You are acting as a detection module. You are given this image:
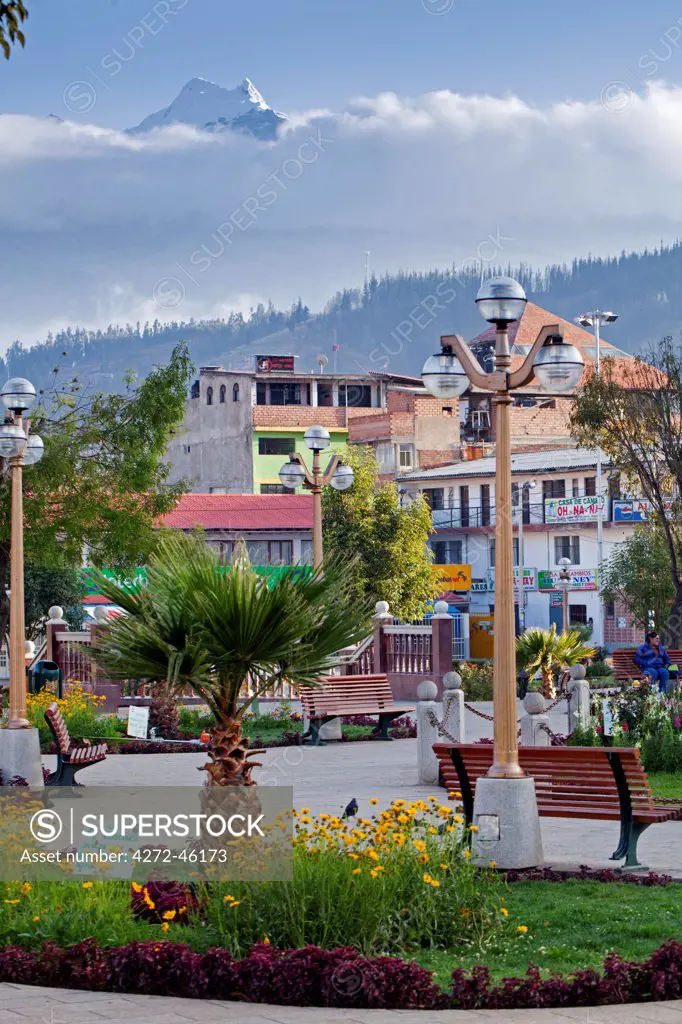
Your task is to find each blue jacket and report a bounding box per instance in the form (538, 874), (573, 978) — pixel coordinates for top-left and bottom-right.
(635, 642), (671, 671)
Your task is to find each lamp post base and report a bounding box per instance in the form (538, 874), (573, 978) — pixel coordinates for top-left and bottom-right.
(0, 727), (43, 786)
(471, 775), (543, 870)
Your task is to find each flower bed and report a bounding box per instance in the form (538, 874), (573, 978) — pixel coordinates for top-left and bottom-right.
(1, 938), (682, 1010)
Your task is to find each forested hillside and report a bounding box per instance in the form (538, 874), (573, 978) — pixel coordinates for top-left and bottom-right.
(5, 243), (682, 392)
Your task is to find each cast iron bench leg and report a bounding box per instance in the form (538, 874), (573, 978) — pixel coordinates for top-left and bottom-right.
(378, 714), (393, 740)
(308, 719), (327, 747)
(622, 822), (650, 871)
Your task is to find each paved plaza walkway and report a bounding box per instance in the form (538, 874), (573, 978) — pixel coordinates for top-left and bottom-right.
(1, 983), (681, 1023)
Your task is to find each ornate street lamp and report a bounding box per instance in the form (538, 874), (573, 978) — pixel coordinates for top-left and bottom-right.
(0, 377), (44, 731)
(421, 276), (584, 869)
(279, 425), (354, 569)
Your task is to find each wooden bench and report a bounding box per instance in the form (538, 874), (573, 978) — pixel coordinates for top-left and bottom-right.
(299, 674), (414, 746)
(612, 648), (682, 683)
(45, 702), (107, 786)
(434, 743), (682, 870)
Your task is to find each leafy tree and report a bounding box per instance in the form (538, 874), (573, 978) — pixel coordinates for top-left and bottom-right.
(321, 445), (439, 621)
(570, 338), (682, 643)
(91, 533), (372, 786)
(600, 525), (674, 632)
(24, 565), (82, 642)
(516, 626), (596, 699)
(0, 342), (194, 643)
(0, 1), (27, 59)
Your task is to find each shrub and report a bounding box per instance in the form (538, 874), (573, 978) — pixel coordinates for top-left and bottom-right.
(586, 661), (614, 679)
(455, 662), (493, 701)
(26, 684), (123, 749)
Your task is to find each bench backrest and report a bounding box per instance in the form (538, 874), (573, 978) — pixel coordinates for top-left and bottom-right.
(434, 743), (656, 823)
(300, 674), (396, 716)
(45, 702), (70, 755)
(612, 648), (682, 680)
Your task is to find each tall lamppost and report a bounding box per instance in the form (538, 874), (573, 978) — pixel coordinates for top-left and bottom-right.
(0, 378), (44, 741)
(279, 426), (354, 569)
(556, 557), (572, 632)
(575, 310), (618, 648)
(421, 277), (584, 868)
(514, 480), (536, 633)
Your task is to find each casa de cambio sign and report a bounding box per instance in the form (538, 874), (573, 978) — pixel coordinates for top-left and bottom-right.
(544, 496), (607, 523)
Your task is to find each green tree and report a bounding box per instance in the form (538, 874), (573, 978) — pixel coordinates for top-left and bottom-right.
(0, 1), (27, 59)
(321, 445), (439, 620)
(570, 338), (682, 643)
(24, 565), (82, 642)
(600, 525), (674, 632)
(0, 343), (194, 641)
(91, 533), (372, 786)
(516, 626), (596, 699)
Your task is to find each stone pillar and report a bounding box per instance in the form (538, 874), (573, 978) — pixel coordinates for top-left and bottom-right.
(416, 679), (440, 784)
(45, 605), (67, 662)
(568, 665), (590, 734)
(441, 670), (465, 743)
(431, 600), (454, 695)
(372, 600), (393, 675)
(519, 691), (551, 747)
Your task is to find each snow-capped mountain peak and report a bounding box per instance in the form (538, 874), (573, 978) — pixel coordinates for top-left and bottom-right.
(128, 76), (287, 140)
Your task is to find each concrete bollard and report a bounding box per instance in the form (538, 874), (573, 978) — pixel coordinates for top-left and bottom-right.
(519, 691), (551, 746)
(416, 679), (440, 784)
(442, 670), (465, 743)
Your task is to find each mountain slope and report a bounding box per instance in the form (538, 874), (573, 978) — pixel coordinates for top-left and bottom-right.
(127, 77), (287, 140)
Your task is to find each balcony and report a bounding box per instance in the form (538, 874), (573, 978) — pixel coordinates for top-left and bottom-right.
(432, 498), (614, 530)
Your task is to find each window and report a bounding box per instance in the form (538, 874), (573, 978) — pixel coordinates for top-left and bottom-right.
(300, 539), (314, 565)
(256, 382), (267, 405)
(572, 478), (580, 498)
(398, 444), (414, 470)
(183, 445), (191, 454)
(233, 383), (240, 402)
(489, 538), (519, 568)
(460, 485), (470, 528)
(569, 604), (588, 625)
(258, 437), (295, 456)
(216, 541), (232, 565)
(191, 380), (200, 399)
(246, 540), (293, 565)
(209, 487), (227, 494)
(423, 488), (444, 511)
(584, 476), (596, 496)
(608, 474), (621, 499)
(206, 386), (213, 406)
(481, 484), (491, 526)
(543, 478), (565, 500)
(270, 382), (302, 406)
(260, 483), (294, 494)
(554, 535), (580, 564)
(432, 540), (463, 564)
(219, 384), (226, 404)
(339, 384), (372, 408)
(605, 601), (616, 619)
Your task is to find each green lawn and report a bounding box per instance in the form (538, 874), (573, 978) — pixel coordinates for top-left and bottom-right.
(648, 772), (682, 800)
(416, 879), (682, 985)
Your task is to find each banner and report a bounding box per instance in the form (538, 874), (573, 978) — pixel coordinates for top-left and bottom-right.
(538, 568), (598, 591)
(433, 564), (472, 591)
(487, 568), (537, 593)
(612, 498), (674, 522)
(544, 496), (607, 523)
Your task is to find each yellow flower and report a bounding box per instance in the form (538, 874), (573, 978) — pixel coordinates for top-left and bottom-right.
(367, 849), (379, 862)
(3, 899), (19, 905)
(369, 798), (378, 805)
(370, 869), (381, 879)
(263, 936), (270, 945)
(21, 883), (31, 894)
(348, 852), (359, 861)
(490, 861), (497, 868)
(224, 894), (235, 901)
(397, 813), (409, 824)
(179, 905), (187, 914)
(430, 878), (441, 888)
(352, 868), (361, 876)
(428, 827), (437, 835)
(440, 863), (449, 871)
(300, 807), (311, 814)
(500, 907), (509, 917)
(463, 850), (471, 859)
(469, 825), (479, 833)
(230, 901), (241, 908)
(418, 853), (429, 864)
(299, 817), (312, 826)
(161, 922), (170, 933)
(413, 840), (426, 853)
(162, 910), (176, 921)
(32, 915), (40, 921)
(131, 882), (143, 893)
(517, 925), (528, 934)
(81, 881), (93, 889)
(423, 873), (433, 884)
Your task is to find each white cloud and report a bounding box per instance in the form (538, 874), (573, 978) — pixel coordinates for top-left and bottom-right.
(2, 80), (682, 344)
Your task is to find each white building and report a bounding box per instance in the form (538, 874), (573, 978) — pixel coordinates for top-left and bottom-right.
(401, 447), (646, 650)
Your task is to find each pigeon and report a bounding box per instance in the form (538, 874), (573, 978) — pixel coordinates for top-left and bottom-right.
(342, 798), (359, 820)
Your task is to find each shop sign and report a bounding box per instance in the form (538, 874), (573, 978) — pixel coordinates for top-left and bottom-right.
(433, 564), (472, 591)
(612, 499), (674, 522)
(538, 568), (598, 591)
(545, 496), (607, 523)
(486, 568), (537, 592)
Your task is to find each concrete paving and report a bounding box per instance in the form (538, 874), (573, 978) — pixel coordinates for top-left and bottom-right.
(0, 984), (681, 1023)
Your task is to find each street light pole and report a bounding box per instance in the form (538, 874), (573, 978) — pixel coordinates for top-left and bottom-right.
(279, 425), (354, 570)
(422, 276), (585, 868)
(9, 413), (28, 728)
(557, 557), (572, 633)
(575, 309), (618, 649)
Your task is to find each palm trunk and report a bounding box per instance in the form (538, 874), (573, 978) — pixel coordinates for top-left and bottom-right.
(149, 682), (180, 738)
(200, 715), (262, 787)
(542, 668), (556, 701)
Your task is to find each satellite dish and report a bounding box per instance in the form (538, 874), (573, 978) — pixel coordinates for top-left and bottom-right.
(317, 353), (329, 372)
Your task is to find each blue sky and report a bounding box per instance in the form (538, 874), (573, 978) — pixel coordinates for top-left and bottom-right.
(5, 0), (682, 126)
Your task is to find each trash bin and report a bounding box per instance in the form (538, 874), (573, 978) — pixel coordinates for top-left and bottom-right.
(29, 660), (62, 697)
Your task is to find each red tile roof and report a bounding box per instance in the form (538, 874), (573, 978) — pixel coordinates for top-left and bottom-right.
(159, 493), (314, 531)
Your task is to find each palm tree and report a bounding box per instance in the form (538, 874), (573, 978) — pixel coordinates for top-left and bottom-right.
(90, 533), (373, 786)
(516, 625), (596, 699)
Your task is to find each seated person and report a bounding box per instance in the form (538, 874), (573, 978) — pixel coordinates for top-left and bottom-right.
(634, 631), (671, 693)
